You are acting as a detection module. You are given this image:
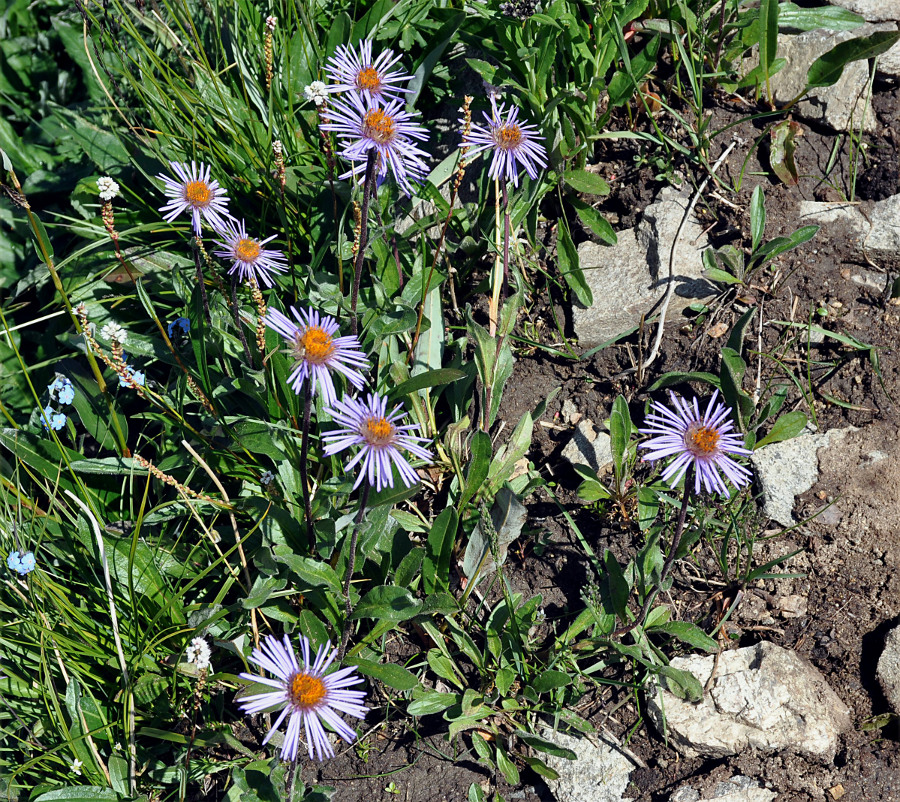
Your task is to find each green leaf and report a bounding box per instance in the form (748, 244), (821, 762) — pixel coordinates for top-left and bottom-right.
(659, 665), (704, 702)
(565, 169), (611, 196)
(603, 549), (630, 623)
(719, 347), (754, 430)
(760, 0), (780, 84)
(806, 30), (900, 89)
(516, 731), (577, 760)
(423, 507), (457, 594)
(345, 657), (419, 691)
(531, 669), (572, 694)
(395, 547), (424, 589)
(352, 585), (422, 621)
(750, 186), (766, 253)
(391, 368), (465, 400)
(755, 410), (808, 448)
(458, 431), (491, 511)
(523, 755), (560, 780)
(576, 479), (611, 502)
(557, 222), (592, 307)
(649, 621), (719, 652)
(752, 226), (819, 268)
(408, 690), (457, 716)
(704, 266), (742, 285)
(726, 307), (757, 354)
(779, 2), (865, 31)
(496, 745), (520, 785)
(271, 548), (342, 595)
(572, 197), (617, 244)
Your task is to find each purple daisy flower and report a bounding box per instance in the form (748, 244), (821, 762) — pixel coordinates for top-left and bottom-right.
(325, 39), (412, 103)
(265, 307), (368, 404)
(322, 392), (433, 492)
(321, 93), (430, 195)
(237, 634), (368, 762)
(462, 95), (547, 187)
(212, 219), (288, 288)
(157, 160), (232, 236)
(639, 390), (753, 496)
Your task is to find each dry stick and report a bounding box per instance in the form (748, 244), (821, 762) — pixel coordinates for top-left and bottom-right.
(612, 465), (694, 638)
(350, 151), (378, 337)
(299, 381), (315, 551)
(502, 180), (511, 294)
(339, 481), (371, 659)
(230, 276), (254, 366)
(641, 141), (736, 372)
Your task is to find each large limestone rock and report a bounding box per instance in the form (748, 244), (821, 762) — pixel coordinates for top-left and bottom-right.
(827, 0), (900, 22)
(647, 642), (851, 759)
(572, 187), (716, 348)
(877, 626), (900, 712)
(797, 193), (900, 261)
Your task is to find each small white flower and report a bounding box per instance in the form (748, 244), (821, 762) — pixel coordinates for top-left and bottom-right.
(273, 139), (283, 157)
(97, 176), (120, 201)
(265, 15), (277, 31)
(304, 81), (329, 106)
(260, 470), (275, 486)
(100, 322), (128, 344)
(186, 636), (212, 671)
(70, 758), (83, 775)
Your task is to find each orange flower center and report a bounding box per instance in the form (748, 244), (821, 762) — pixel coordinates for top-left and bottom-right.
(235, 237), (261, 262)
(184, 180), (212, 208)
(362, 109), (396, 145)
(296, 326), (335, 364)
(685, 424), (720, 456)
(496, 124), (523, 151)
(356, 66), (382, 92)
(363, 416), (395, 446)
(289, 672), (327, 709)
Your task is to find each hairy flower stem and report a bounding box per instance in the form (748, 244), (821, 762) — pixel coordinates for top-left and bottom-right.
(502, 180), (510, 293)
(300, 381), (315, 551)
(192, 237), (212, 325)
(350, 150), (377, 337)
(230, 277), (254, 366)
(612, 465), (695, 638)
(339, 481), (370, 659)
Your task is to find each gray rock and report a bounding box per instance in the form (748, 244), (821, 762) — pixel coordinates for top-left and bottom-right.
(752, 25), (897, 131)
(827, 0), (900, 22)
(647, 642), (851, 759)
(572, 187), (717, 348)
(877, 626), (900, 712)
(865, 193), (900, 255)
(561, 419), (614, 474)
(751, 427), (852, 526)
(798, 196), (900, 261)
(540, 726), (637, 802)
(670, 776), (777, 802)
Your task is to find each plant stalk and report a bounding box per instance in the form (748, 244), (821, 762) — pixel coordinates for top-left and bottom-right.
(300, 381), (314, 551)
(339, 481), (370, 658)
(350, 150), (377, 337)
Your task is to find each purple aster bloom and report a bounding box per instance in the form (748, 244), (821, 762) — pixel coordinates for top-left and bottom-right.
(321, 93), (430, 195)
(325, 39), (412, 103)
(212, 219), (288, 288)
(237, 634), (368, 762)
(157, 160), (233, 236)
(462, 95), (547, 187)
(322, 392), (433, 492)
(639, 390), (753, 496)
(265, 307), (368, 405)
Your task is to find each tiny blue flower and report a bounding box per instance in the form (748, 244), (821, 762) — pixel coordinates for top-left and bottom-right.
(7, 550), (36, 576)
(48, 376), (75, 405)
(41, 405), (67, 431)
(168, 317), (191, 338)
